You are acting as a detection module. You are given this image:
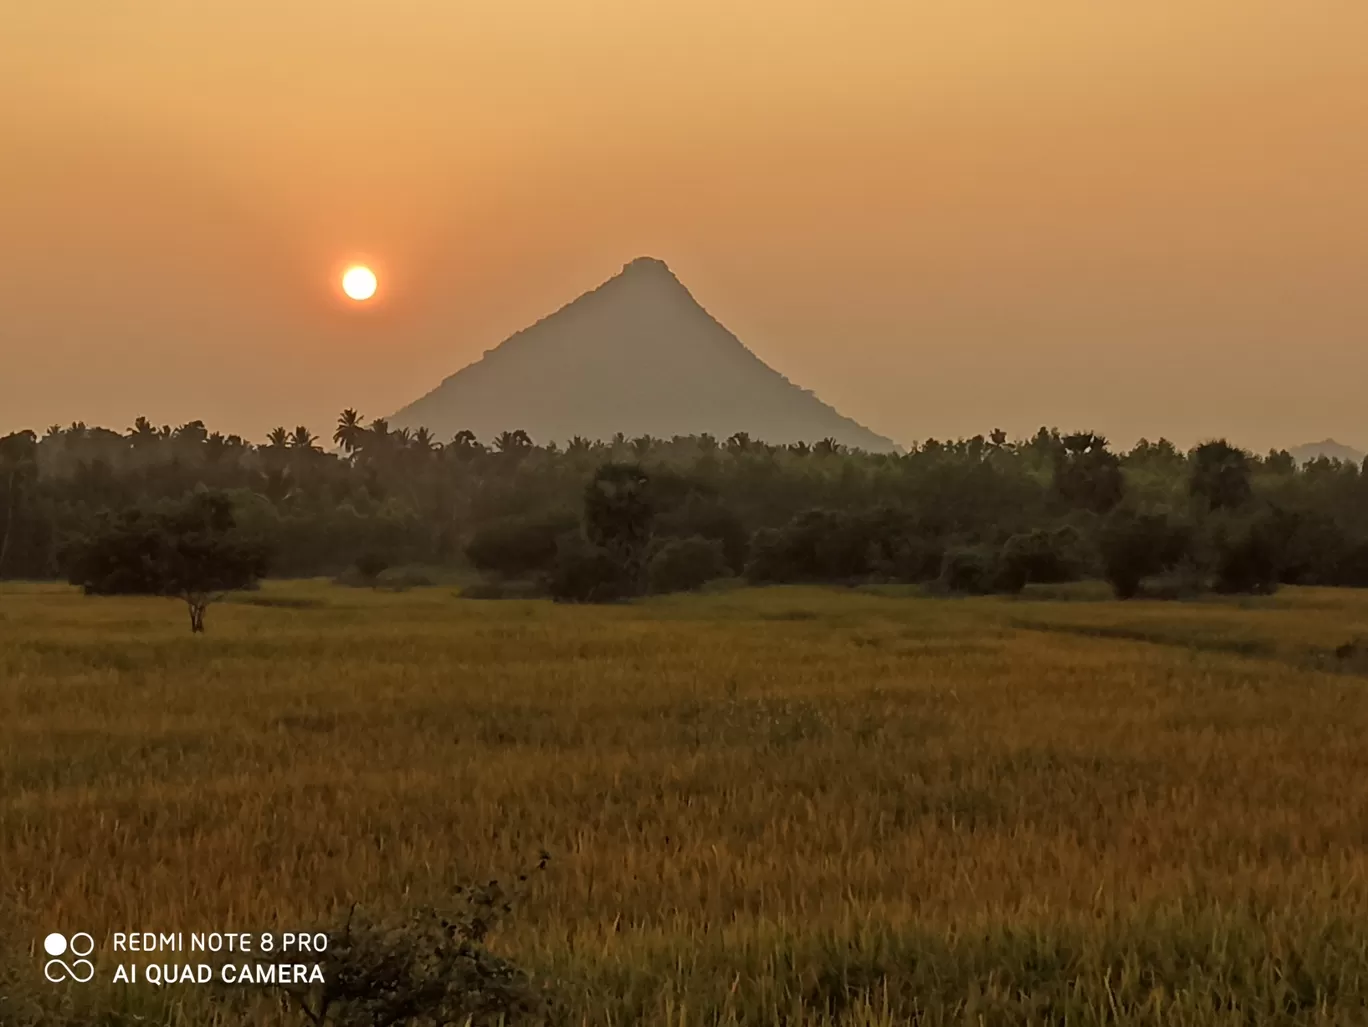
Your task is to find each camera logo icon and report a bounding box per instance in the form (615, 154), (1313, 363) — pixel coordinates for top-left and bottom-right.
(43, 932), (95, 983)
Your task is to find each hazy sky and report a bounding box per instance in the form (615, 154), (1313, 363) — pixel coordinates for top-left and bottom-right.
(3, 1), (1366, 451)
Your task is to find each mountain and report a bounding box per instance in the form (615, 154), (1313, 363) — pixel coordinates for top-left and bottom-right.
(389, 257), (899, 452)
(1287, 439), (1365, 465)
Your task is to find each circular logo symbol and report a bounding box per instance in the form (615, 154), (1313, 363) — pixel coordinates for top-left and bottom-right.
(43, 932), (95, 984)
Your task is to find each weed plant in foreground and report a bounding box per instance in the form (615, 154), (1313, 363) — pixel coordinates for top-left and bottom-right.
(3, 581), (1368, 1024)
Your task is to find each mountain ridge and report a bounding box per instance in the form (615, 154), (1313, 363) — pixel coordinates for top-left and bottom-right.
(1287, 439), (1364, 466)
(389, 258), (899, 452)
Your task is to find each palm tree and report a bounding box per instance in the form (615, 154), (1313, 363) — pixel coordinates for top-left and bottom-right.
(205, 432), (228, 463)
(494, 429), (533, 456)
(333, 409), (365, 454)
(288, 426), (318, 451)
(726, 432), (752, 454)
(449, 430), (482, 461)
(128, 417), (159, 448)
(411, 427), (437, 453)
(266, 427), (290, 450)
(173, 420), (209, 447)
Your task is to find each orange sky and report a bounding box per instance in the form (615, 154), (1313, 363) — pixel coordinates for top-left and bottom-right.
(3, 1), (1366, 451)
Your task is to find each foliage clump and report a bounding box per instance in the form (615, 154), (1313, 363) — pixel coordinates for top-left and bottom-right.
(1099, 510), (1193, 599)
(64, 490), (268, 631)
(272, 869), (556, 1027)
(647, 535), (729, 594)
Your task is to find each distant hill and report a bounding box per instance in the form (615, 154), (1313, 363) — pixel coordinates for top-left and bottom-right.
(389, 257), (899, 453)
(1287, 439), (1365, 465)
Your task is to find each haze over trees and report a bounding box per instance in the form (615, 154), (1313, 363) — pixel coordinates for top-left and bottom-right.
(2, 415), (1367, 609)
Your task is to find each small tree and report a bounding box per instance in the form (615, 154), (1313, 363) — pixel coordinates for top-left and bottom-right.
(1052, 432), (1125, 514)
(1190, 440), (1253, 512)
(354, 551), (390, 587)
(583, 463), (655, 593)
(67, 491), (268, 632)
(1099, 509), (1191, 599)
(1209, 511), (1284, 595)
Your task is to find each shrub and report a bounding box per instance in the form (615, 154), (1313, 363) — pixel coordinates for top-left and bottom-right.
(938, 546), (1003, 595)
(655, 496), (748, 572)
(465, 512), (577, 578)
(1000, 526), (1087, 585)
(1209, 513), (1284, 595)
(1099, 510), (1192, 599)
(1332, 541), (1368, 588)
(269, 862), (555, 1027)
(743, 507), (939, 585)
(883, 535), (945, 584)
(544, 538), (630, 603)
(647, 536), (728, 594)
(354, 551), (389, 585)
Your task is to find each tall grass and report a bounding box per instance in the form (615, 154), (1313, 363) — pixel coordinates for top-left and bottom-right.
(3, 582), (1368, 1024)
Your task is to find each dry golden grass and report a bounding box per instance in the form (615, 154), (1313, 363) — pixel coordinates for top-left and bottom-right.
(4, 581), (1368, 1025)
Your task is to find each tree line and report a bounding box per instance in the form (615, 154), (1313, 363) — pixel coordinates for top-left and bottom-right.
(2, 414), (1367, 621)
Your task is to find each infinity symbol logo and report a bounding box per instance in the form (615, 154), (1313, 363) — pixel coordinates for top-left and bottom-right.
(43, 932), (95, 984)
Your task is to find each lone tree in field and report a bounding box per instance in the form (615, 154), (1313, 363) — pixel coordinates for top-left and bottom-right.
(67, 491), (268, 632)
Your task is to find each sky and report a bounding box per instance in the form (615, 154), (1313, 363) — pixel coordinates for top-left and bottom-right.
(2, 1), (1366, 452)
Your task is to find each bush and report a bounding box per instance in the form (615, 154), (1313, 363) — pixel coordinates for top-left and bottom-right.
(354, 551), (389, 585)
(1099, 509), (1192, 599)
(938, 546), (1004, 595)
(1209, 513), (1284, 595)
(544, 538), (630, 603)
(655, 496), (748, 572)
(743, 507), (940, 585)
(999, 526), (1087, 585)
(1332, 541), (1368, 587)
(465, 512), (577, 578)
(647, 536), (728, 594)
(269, 860), (555, 1027)
(883, 535), (945, 584)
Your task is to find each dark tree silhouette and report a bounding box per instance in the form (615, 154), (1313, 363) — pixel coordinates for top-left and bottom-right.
(1190, 440), (1254, 512)
(66, 491), (269, 632)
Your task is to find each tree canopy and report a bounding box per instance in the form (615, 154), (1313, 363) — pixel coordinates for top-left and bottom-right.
(2, 417), (1365, 603)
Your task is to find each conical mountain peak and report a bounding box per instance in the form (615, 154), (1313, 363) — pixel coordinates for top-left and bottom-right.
(620, 255), (675, 276)
(390, 260), (898, 452)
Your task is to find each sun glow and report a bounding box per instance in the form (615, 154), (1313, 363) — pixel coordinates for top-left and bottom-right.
(341, 265), (377, 301)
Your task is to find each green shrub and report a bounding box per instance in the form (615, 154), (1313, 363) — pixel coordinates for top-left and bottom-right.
(354, 551), (389, 585)
(647, 536), (728, 594)
(1099, 510), (1192, 599)
(655, 496), (748, 572)
(465, 512), (577, 578)
(938, 546), (1004, 595)
(743, 507), (940, 585)
(544, 538), (630, 603)
(1000, 526), (1087, 585)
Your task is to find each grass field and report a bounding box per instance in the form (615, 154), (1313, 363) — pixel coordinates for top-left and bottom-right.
(4, 581), (1368, 1025)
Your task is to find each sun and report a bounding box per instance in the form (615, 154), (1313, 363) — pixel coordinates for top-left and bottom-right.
(342, 265), (377, 301)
